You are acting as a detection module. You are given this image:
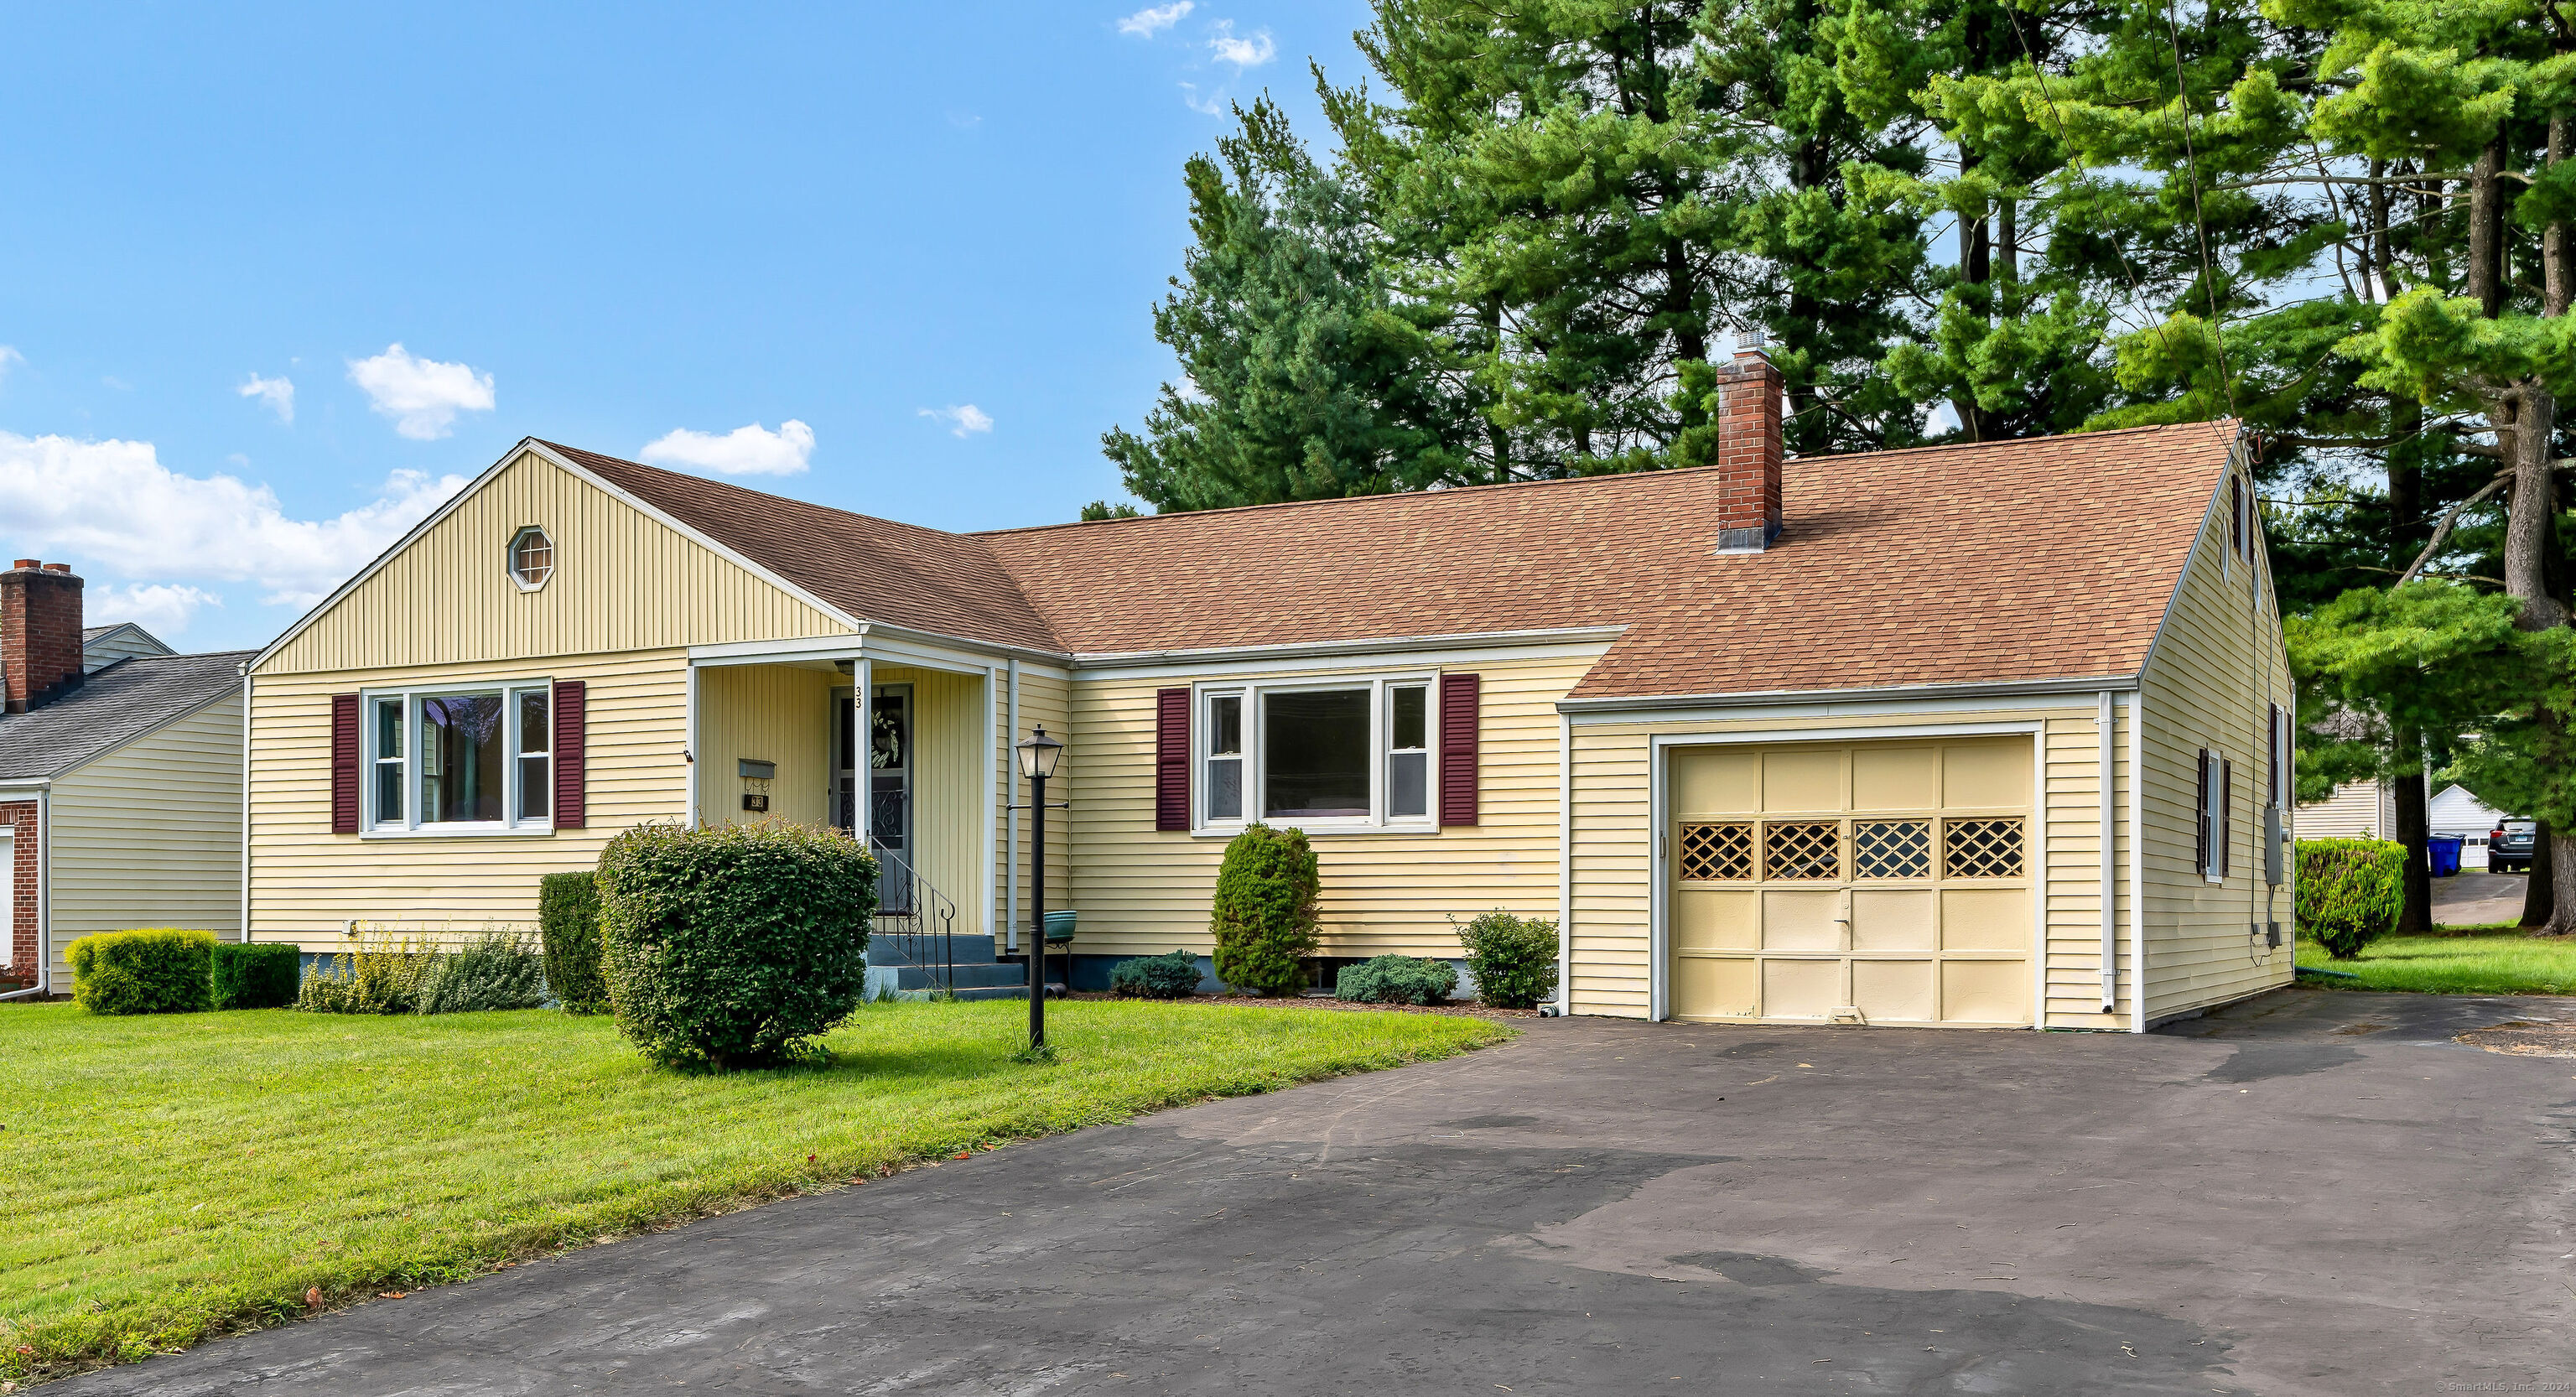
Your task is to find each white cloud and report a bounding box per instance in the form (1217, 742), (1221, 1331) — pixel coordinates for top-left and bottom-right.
(1178, 81), (1225, 114)
(89, 583), (221, 636)
(1118, 1), (1192, 35)
(238, 372), (295, 423)
(0, 432), (468, 608)
(637, 419), (817, 477)
(1208, 20), (1274, 67)
(918, 404), (994, 438)
(346, 343), (496, 440)
(0, 347), (23, 381)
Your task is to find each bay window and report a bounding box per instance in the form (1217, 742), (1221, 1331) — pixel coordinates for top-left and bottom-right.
(1197, 675), (1436, 831)
(364, 682), (555, 834)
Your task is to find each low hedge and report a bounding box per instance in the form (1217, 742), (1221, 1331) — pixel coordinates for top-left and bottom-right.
(66, 928), (216, 1015)
(2297, 838), (2406, 960)
(1110, 950), (1202, 1000)
(596, 822), (877, 1069)
(210, 942), (301, 1010)
(1453, 911), (1558, 1009)
(538, 871), (610, 1015)
(1336, 954), (1458, 1006)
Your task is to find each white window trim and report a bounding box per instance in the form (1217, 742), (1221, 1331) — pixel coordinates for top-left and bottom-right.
(361, 680), (557, 839)
(507, 526), (555, 594)
(1192, 671), (1439, 836)
(2200, 746), (2228, 883)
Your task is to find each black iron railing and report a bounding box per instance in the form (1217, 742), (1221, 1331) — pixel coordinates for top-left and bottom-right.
(868, 838), (958, 997)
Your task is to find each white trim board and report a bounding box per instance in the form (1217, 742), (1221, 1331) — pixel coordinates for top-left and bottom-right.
(1071, 626), (1626, 672)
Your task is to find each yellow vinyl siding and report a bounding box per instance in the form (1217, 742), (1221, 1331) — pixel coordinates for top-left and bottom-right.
(1062, 652), (1597, 961)
(247, 651), (688, 948)
(2138, 484), (2297, 1023)
(697, 664), (835, 829)
(2038, 704), (2132, 1031)
(47, 692), (244, 981)
(1005, 666), (1074, 942)
(258, 448), (853, 677)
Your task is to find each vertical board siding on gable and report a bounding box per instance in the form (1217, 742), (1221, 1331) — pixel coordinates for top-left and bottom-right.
(257, 449), (854, 677)
(46, 692), (246, 983)
(1566, 705), (2124, 1026)
(247, 650), (688, 947)
(1064, 652), (1600, 962)
(2139, 510), (2297, 1022)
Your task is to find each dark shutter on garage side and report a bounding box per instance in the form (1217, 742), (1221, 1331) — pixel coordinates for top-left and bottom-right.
(2219, 757), (2233, 879)
(1439, 673), (1480, 827)
(1155, 687), (1190, 831)
(553, 679), (587, 829)
(330, 693), (361, 834)
(2194, 747), (2210, 875)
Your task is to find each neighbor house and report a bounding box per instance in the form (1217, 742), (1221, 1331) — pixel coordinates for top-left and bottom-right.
(242, 348), (2295, 1030)
(2296, 778), (2512, 869)
(1, 562), (253, 995)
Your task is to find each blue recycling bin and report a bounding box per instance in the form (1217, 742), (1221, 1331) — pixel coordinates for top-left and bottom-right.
(2428, 836), (2463, 878)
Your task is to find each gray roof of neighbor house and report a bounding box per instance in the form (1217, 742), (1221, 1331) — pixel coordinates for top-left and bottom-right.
(545, 423), (2242, 702)
(0, 650), (253, 781)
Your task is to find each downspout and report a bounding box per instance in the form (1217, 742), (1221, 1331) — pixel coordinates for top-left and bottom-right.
(1552, 712), (1571, 1016)
(1005, 658), (1020, 956)
(240, 663), (253, 945)
(2127, 691), (2146, 1032)
(2099, 689), (2116, 1014)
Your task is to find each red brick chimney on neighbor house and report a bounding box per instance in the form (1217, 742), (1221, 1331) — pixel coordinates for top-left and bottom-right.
(3, 559), (85, 713)
(1715, 338), (1784, 553)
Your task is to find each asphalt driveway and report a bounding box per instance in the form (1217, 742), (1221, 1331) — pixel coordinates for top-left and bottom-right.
(62, 989), (2576, 1396)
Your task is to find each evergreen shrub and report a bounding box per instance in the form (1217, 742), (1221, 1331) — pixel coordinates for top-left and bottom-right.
(596, 822), (877, 1068)
(1335, 954), (1458, 1005)
(538, 870), (610, 1014)
(1452, 910), (1558, 1009)
(65, 927), (216, 1015)
(1109, 949), (1202, 999)
(2297, 838), (2406, 960)
(1210, 823), (1318, 995)
(210, 942), (301, 1010)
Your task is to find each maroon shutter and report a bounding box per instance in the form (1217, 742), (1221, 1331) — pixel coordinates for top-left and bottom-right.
(553, 679), (587, 829)
(330, 693), (361, 834)
(1439, 673), (1480, 827)
(2220, 758), (2234, 879)
(2194, 749), (2210, 875)
(1155, 687), (1190, 832)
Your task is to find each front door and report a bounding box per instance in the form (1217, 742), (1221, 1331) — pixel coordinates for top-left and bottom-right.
(1665, 738), (2033, 1026)
(835, 684), (914, 911)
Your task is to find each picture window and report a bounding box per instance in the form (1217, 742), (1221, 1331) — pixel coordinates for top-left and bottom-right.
(365, 683), (554, 834)
(1196, 675), (1436, 831)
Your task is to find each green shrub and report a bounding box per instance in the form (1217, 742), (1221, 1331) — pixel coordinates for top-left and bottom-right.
(596, 822), (877, 1068)
(2298, 838), (2407, 960)
(297, 930), (438, 1015)
(1109, 949), (1202, 999)
(66, 928), (216, 1015)
(1453, 910), (1558, 1009)
(416, 927), (549, 1014)
(1210, 823), (1319, 995)
(1335, 954), (1458, 1005)
(538, 870), (610, 1014)
(210, 942), (301, 1010)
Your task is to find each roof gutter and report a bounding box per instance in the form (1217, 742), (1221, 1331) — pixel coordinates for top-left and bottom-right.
(1073, 626), (1628, 672)
(1555, 672), (2143, 715)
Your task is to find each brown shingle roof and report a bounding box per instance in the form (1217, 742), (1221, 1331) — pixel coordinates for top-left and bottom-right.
(546, 423), (2236, 703)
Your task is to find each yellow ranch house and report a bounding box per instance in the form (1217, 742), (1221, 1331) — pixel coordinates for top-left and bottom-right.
(243, 348), (2295, 1030)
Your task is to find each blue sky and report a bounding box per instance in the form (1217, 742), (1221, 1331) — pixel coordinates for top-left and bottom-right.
(0, 2), (1376, 651)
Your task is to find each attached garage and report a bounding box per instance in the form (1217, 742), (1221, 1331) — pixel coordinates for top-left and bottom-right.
(1665, 736), (2037, 1027)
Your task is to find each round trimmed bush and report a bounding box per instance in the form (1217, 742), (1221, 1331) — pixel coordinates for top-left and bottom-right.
(67, 928), (216, 1015)
(1453, 910), (1558, 1009)
(1335, 954), (1458, 1005)
(210, 941), (302, 1010)
(2297, 838), (2405, 960)
(1110, 949), (1202, 999)
(1210, 823), (1319, 995)
(596, 822), (878, 1068)
(538, 870), (610, 1015)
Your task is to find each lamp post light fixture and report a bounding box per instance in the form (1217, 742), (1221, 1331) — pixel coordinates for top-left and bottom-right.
(1015, 725), (1066, 1051)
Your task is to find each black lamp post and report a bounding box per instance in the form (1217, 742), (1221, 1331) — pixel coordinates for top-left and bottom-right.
(1015, 725), (1065, 1050)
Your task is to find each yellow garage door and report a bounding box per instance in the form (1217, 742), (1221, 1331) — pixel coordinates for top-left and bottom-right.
(1667, 738), (2033, 1027)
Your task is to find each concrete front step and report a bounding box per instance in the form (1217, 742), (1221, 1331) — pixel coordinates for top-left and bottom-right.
(868, 931), (999, 967)
(886, 961), (1028, 992)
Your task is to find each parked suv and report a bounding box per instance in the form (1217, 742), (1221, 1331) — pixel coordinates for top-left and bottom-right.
(2490, 820), (2540, 874)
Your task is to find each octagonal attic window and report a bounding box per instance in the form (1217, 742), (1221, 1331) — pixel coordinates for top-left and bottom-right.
(509, 527), (555, 591)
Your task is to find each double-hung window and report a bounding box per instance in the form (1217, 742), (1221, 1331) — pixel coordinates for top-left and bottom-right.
(1197, 674), (1435, 832)
(365, 682), (555, 834)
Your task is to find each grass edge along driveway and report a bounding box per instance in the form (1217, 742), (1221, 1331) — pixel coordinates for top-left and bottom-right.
(0, 998), (1506, 1384)
(2296, 929), (2576, 995)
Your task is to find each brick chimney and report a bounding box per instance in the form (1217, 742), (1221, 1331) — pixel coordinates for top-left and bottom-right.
(1714, 339), (1784, 553)
(3, 559), (85, 713)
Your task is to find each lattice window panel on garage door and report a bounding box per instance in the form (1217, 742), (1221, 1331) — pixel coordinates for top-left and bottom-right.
(1944, 818), (2026, 879)
(1677, 822), (1753, 881)
(1852, 819), (1932, 880)
(1763, 821), (1842, 880)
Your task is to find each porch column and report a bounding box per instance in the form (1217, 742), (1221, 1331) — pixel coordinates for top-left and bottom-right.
(853, 654), (871, 848)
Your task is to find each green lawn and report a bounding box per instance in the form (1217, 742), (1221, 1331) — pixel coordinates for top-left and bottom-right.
(2297, 931), (2576, 995)
(0, 998), (1504, 1380)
